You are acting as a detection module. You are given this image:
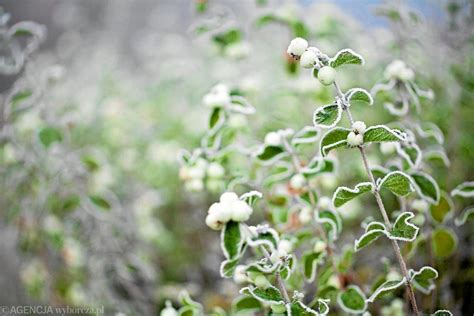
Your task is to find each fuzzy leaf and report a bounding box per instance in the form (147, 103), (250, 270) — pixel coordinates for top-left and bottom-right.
(354, 222), (387, 251)
(39, 127), (63, 148)
(288, 300), (320, 316)
(240, 285), (283, 304)
(363, 125), (405, 143)
(345, 88), (373, 105)
(301, 251), (325, 282)
(221, 221), (243, 260)
(301, 157), (336, 176)
(455, 207), (474, 226)
(313, 103), (342, 129)
(337, 285), (367, 313)
(397, 143), (422, 168)
(432, 228), (457, 258)
(317, 209), (342, 241)
(247, 227), (279, 252)
(209, 107), (225, 132)
(333, 182), (373, 207)
(451, 181), (474, 198)
(411, 172), (440, 204)
(433, 310), (453, 316)
(378, 171), (414, 197)
(220, 258), (239, 278)
(291, 126), (319, 146)
(320, 127), (351, 156)
(415, 122), (444, 144)
(330, 49), (364, 68)
(232, 296), (262, 314)
(410, 266), (438, 294)
(389, 212), (419, 241)
(89, 195), (111, 210)
(256, 145), (286, 162)
(367, 278), (406, 303)
(430, 192), (454, 223)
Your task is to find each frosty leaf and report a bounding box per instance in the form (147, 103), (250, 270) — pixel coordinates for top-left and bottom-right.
(389, 212), (419, 242)
(209, 107), (225, 133)
(454, 207), (474, 226)
(287, 300), (320, 316)
(451, 181), (474, 198)
(363, 125), (406, 143)
(409, 266), (438, 294)
(415, 122), (444, 144)
(320, 127), (351, 156)
(178, 306), (199, 316)
(247, 227), (279, 252)
(301, 157), (336, 176)
(396, 142), (422, 168)
(425, 150), (450, 167)
(256, 145), (287, 163)
(317, 209), (342, 241)
(220, 258), (239, 278)
(38, 127), (63, 148)
(345, 88), (373, 105)
(378, 171), (414, 197)
(354, 222), (387, 251)
(337, 246), (354, 273)
(313, 103), (342, 129)
(429, 192), (454, 223)
(366, 278), (406, 303)
(291, 126), (319, 145)
(313, 299), (330, 315)
(89, 195), (111, 210)
(432, 228), (457, 258)
(384, 100), (409, 116)
(240, 285), (283, 304)
(179, 290), (203, 310)
(410, 172), (440, 203)
(245, 260), (280, 275)
(232, 296), (262, 314)
(279, 255), (295, 280)
(337, 285), (367, 313)
(333, 182), (374, 207)
(301, 251), (325, 282)
(230, 95), (256, 115)
(433, 310), (453, 316)
(240, 190), (263, 207)
(409, 81), (434, 99)
(329, 49), (364, 68)
(221, 221), (244, 260)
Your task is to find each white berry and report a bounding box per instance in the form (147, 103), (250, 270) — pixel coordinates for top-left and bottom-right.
(300, 50), (317, 68)
(380, 142), (397, 155)
(290, 174), (306, 190)
(188, 166), (205, 179)
(317, 196), (332, 210)
(220, 192), (239, 204)
(254, 275), (269, 289)
(203, 91), (231, 108)
(278, 239), (293, 253)
(347, 131), (363, 147)
(230, 200), (252, 222)
(185, 178), (204, 192)
(264, 131), (282, 146)
(287, 37), (308, 57)
(205, 213), (223, 230)
(352, 121), (367, 134)
(207, 162), (225, 178)
(298, 207), (313, 224)
(317, 66), (337, 85)
(412, 199), (429, 213)
(313, 240), (327, 253)
(208, 202), (232, 223)
(399, 67), (415, 81)
(233, 265), (249, 284)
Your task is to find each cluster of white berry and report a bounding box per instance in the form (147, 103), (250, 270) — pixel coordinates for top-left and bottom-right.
(287, 37), (336, 86)
(179, 159), (225, 192)
(205, 192), (253, 230)
(263, 128), (294, 146)
(346, 121), (367, 147)
(384, 59), (415, 82)
(203, 83), (232, 108)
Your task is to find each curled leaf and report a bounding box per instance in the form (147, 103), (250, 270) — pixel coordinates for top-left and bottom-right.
(330, 49), (364, 68)
(320, 127), (351, 156)
(333, 182), (374, 208)
(313, 103), (342, 129)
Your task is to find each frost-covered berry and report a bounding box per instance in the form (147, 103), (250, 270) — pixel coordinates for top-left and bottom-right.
(327, 274), (341, 289)
(317, 196), (332, 210)
(207, 162), (225, 178)
(412, 199), (429, 213)
(386, 270), (402, 281)
(352, 121), (366, 134)
(347, 131), (363, 147)
(254, 275), (270, 289)
(220, 192), (239, 204)
(188, 166), (206, 179)
(228, 114), (247, 129)
(300, 50), (317, 68)
(208, 202), (232, 223)
(287, 37), (308, 57)
(160, 301), (178, 316)
(211, 83), (230, 95)
(233, 265), (249, 284)
(413, 213), (425, 226)
(313, 240), (327, 253)
(185, 178), (204, 192)
(179, 166), (190, 180)
(264, 131), (282, 146)
(384, 60), (406, 80)
(230, 200), (253, 222)
(206, 179), (224, 192)
(299, 207), (313, 224)
(317, 66), (337, 85)
(205, 213), (223, 230)
(290, 174), (306, 190)
(399, 67), (415, 81)
(270, 249), (286, 263)
(270, 303), (287, 314)
(278, 239), (293, 253)
(380, 142), (397, 155)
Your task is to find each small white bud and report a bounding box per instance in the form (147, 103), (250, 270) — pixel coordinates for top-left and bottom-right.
(254, 275), (269, 289)
(313, 240), (327, 253)
(412, 199), (429, 213)
(278, 239), (293, 253)
(211, 83), (230, 95)
(205, 213), (223, 230)
(203, 91), (231, 108)
(270, 303), (287, 314)
(399, 67), (415, 81)
(300, 50), (317, 68)
(185, 178), (204, 192)
(287, 37), (308, 57)
(264, 132), (282, 146)
(412, 213), (425, 226)
(230, 200), (253, 222)
(327, 274), (341, 289)
(160, 301), (178, 316)
(384, 60), (406, 80)
(386, 270), (402, 281)
(298, 207), (313, 224)
(270, 249), (286, 264)
(317, 196), (332, 210)
(207, 162), (225, 178)
(220, 192), (239, 204)
(233, 265), (249, 284)
(352, 121), (367, 134)
(380, 142), (397, 155)
(208, 202), (232, 223)
(290, 174), (306, 190)
(346, 131), (363, 147)
(317, 66), (337, 85)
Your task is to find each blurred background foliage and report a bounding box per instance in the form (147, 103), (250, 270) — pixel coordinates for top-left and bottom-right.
(0, 0), (472, 315)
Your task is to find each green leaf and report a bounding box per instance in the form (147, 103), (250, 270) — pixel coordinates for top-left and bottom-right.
(301, 157), (336, 176)
(363, 125), (405, 143)
(279, 255), (295, 280)
(367, 278), (406, 303)
(301, 251), (325, 282)
(415, 122), (444, 144)
(451, 181), (474, 198)
(411, 172), (440, 203)
(433, 310), (453, 316)
(329, 49), (364, 68)
(221, 221), (244, 260)
(378, 171), (414, 197)
(397, 143), (422, 168)
(245, 260), (280, 275)
(220, 258), (239, 278)
(209, 107), (225, 131)
(337, 285), (367, 313)
(319, 127), (351, 156)
(430, 192), (454, 223)
(240, 285), (283, 304)
(247, 227), (279, 252)
(312, 103), (342, 128)
(410, 266), (438, 294)
(10, 89), (33, 107)
(232, 296), (262, 314)
(432, 228), (457, 258)
(38, 127), (63, 148)
(179, 290), (203, 310)
(345, 88), (373, 105)
(291, 126), (319, 146)
(213, 28), (242, 47)
(337, 246), (354, 273)
(354, 222), (387, 251)
(288, 300), (320, 315)
(256, 145), (286, 162)
(89, 195), (111, 210)
(389, 212), (419, 242)
(333, 182), (373, 207)
(178, 306), (199, 316)
(316, 209), (342, 241)
(455, 207), (474, 226)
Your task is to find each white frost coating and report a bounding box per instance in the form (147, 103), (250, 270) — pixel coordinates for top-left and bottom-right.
(396, 142), (422, 168)
(364, 124), (407, 142)
(319, 127), (352, 156)
(332, 182), (374, 208)
(345, 88), (374, 105)
(370, 79), (396, 96)
(330, 48), (365, 66)
(352, 121), (367, 134)
(229, 95), (256, 115)
(377, 170), (414, 194)
(384, 99), (409, 116)
(301, 157), (337, 175)
(337, 285), (367, 314)
(291, 126), (320, 145)
(287, 37), (308, 56)
(246, 226), (280, 253)
(451, 181), (474, 198)
(455, 207), (474, 226)
(239, 285), (284, 303)
(366, 278), (406, 303)
(313, 103), (342, 129)
(388, 212), (419, 242)
(300, 50), (317, 68)
(347, 131), (363, 146)
(354, 229), (388, 252)
(264, 131), (282, 146)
